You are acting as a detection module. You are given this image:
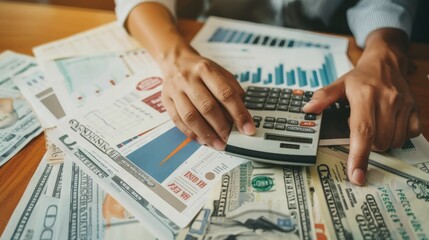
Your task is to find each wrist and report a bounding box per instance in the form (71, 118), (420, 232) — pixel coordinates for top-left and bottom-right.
(153, 39), (197, 71)
(358, 29), (409, 74)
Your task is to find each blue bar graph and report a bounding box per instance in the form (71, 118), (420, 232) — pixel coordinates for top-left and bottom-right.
(287, 70), (296, 86)
(264, 73), (273, 84)
(251, 67), (262, 83)
(297, 67), (307, 87)
(244, 34), (253, 44)
(235, 32), (245, 43)
(319, 65), (329, 86)
(325, 54), (337, 85)
(235, 53), (337, 89)
(226, 30), (237, 43)
(311, 70), (320, 88)
(208, 27), (330, 49)
(274, 64), (284, 85)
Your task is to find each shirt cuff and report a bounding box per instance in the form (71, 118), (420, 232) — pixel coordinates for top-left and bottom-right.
(115, 0), (176, 27)
(347, 0), (417, 48)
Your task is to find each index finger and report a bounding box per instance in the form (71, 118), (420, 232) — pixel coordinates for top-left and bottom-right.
(347, 91), (376, 186)
(200, 64), (256, 136)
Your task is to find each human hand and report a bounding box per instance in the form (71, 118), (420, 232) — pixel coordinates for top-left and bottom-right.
(159, 48), (256, 150)
(303, 43), (421, 186)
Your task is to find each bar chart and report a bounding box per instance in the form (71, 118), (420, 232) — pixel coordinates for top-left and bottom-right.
(233, 53), (337, 89)
(208, 27), (330, 49)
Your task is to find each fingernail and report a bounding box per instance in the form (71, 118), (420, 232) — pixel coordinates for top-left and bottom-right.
(242, 122), (256, 135)
(352, 168), (365, 186)
(213, 139), (225, 151)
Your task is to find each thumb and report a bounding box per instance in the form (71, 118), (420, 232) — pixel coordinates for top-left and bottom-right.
(303, 80), (345, 114)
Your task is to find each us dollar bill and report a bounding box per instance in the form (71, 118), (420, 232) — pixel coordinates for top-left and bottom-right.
(305, 168), (330, 240)
(49, 128), (180, 240)
(57, 158), (157, 240)
(178, 162), (316, 240)
(1, 154), (64, 240)
(389, 135), (429, 175)
(0, 51), (43, 167)
(310, 147), (429, 240)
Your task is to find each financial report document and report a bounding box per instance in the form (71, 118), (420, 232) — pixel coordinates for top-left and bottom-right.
(192, 17), (349, 52)
(43, 49), (159, 114)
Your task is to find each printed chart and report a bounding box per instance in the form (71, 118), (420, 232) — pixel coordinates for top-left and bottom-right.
(192, 17), (348, 52)
(127, 127), (200, 183)
(208, 27), (330, 49)
(233, 53), (337, 88)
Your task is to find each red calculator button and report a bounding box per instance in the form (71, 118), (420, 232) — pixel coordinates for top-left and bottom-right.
(293, 89), (304, 96)
(300, 121), (316, 127)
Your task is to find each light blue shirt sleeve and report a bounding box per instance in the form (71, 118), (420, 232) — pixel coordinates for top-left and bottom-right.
(347, 0), (417, 48)
(114, 0), (176, 26)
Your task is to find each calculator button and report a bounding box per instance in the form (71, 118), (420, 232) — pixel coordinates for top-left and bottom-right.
(248, 86), (269, 92)
(280, 93), (291, 99)
(292, 95), (303, 101)
(277, 105), (289, 111)
(303, 97), (311, 102)
(289, 106), (301, 113)
(246, 91), (268, 97)
(300, 121), (316, 127)
(279, 99), (290, 105)
(282, 88), (292, 94)
(253, 116), (262, 122)
(255, 121), (260, 128)
(287, 120), (299, 125)
(268, 92), (280, 98)
(245, 102), (264, 110)
(291, 100), (302, 106)
(276, 118), (287, 123)
(270, 88), (281, 93)
(286, 126), (316, 133)
(265, 117), (275, 122)
(292, 89), (304, 96)
(275, 124), (286, 130)
(263, 122), (274, 129)
(245, 96), (266, 103)
(264, 103), (276, 110)
(266, 98), (278, 104)
(304, 91), (313, 97)
(304, 113), (317, 120)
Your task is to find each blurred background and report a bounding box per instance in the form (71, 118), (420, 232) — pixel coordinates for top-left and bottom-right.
(1, 0), (428, 43)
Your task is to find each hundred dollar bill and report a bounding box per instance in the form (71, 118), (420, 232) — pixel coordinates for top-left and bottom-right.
(310, 147), (429, 240)
(0, 51), (43, 166)
(178, 162), (316, 240)
(389, 135), (429, 175)
(1, 154), (64, 240)
(57, 157), (156, 240)
(49, 129), (180, 240)
(305, 168), (330, 240)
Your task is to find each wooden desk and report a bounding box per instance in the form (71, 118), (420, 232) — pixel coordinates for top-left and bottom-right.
(0, 1), (428, 236)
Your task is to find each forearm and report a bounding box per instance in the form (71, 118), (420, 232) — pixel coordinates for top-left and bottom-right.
(126, 3), (195, 66)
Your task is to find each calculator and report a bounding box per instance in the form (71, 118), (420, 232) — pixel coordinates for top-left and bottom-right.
(225, 86), (322, 166)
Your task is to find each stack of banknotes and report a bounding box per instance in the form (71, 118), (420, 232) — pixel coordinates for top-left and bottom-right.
(2, 18), (429, 240)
